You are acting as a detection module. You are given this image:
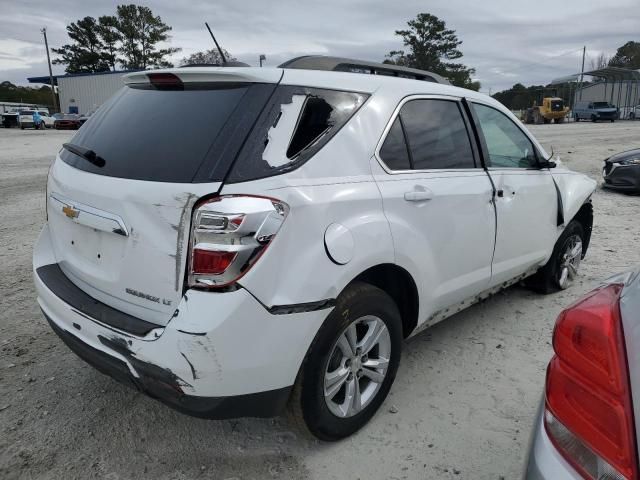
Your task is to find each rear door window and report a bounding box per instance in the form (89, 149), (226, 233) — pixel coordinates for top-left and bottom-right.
(61, 84), (256, 183)
(378, 98), (476, 171)
(379, 118), (411, 170)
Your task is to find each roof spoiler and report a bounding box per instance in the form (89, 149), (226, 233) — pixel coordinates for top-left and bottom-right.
(123, 68), (282, 85)
(279, 55), (450, 85)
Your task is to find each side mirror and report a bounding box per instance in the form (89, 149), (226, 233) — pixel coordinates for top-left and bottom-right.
(538, 160), (556, 169)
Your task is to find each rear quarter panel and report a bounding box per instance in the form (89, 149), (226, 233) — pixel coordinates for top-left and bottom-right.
(220, 91), (398, 307)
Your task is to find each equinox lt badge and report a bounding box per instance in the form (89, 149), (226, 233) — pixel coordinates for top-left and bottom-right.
(125, 288), (172, 306)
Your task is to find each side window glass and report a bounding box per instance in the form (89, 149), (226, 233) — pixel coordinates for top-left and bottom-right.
(473, 103), (537, 168)
(379, 117), (410, 170)
(399, 99), (475, 169)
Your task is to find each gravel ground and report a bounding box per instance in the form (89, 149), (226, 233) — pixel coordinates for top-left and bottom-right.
(1, 122), (639, 480)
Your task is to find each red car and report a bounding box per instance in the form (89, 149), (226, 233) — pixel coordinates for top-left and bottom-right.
(54, 114), (82, 130)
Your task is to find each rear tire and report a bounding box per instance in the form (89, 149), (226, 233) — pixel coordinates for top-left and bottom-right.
(591, 115), (597, 122)
(526, 220), (585, 294)
(574, 114), (579, 122)
(288, 281), (402, 441)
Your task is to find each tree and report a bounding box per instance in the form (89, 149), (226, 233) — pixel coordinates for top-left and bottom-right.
(609, 41), (640, 69)
(116, 4), (180, 70)
(97, 15), (121, 71)
(179, 49), (236, 66)
(384, 13), (479, 90)
(52, 17), (109, 73)
(590, 52), (610, 71)
(52, 5), (180, 73)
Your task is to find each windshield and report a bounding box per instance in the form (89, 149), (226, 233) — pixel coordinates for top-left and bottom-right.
(593, 102), (612, 109)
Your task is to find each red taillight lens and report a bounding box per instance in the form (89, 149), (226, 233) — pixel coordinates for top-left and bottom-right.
(192, 249), (237, 275)
(545, 283), (638, 480)
(187, 195), (288, 289)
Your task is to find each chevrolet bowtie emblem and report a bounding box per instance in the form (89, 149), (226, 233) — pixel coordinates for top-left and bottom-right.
(62, 205), (79, 218)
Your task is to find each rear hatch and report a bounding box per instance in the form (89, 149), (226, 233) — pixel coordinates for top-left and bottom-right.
(46, 68), (282, 326)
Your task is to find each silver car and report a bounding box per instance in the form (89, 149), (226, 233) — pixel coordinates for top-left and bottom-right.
(525, 269), (640, 479)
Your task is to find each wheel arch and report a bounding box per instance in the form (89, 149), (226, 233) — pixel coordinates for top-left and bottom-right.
(349, 263), (419, 338)
(571, 201), (593, 257)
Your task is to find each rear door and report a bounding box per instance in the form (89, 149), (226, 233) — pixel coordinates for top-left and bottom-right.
(372, 96), (496, 319)
(46, 74), (279, 325)
(469, 101), (557, 287)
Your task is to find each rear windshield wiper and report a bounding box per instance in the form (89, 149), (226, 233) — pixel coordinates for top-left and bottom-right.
(62, 143), (106, 168)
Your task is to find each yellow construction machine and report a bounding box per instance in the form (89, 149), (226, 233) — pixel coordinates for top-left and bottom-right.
(523, 97), (570, 124)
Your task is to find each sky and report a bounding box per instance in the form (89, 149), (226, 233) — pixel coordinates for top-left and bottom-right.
(1, 0), (639, 93)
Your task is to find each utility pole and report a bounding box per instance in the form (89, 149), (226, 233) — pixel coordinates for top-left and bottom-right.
(41, 28), (58, 111)
(577, 45), (586, 102)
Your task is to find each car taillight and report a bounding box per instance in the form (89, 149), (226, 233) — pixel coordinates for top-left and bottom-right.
(545, 283), (638, 480)
(188, 195), (288, 289)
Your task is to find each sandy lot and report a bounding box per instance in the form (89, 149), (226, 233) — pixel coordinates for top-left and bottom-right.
(1, 122), (639, 480)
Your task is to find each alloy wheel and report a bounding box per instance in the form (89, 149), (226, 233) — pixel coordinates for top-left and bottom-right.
(323, 315), (391, 418)
(557, 234), (582, 289)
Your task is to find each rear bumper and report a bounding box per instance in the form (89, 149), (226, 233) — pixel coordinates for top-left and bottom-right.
(34, 224), (327, 418)
(524, 400), (582, 480)
(43, 311), (291, 418)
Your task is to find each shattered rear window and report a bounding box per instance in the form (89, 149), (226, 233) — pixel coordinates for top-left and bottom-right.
(226, 86), (368, 183)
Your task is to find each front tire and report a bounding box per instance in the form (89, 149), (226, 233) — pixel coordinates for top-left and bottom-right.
(288, 282), (402, 441)
(527, 220), (585, 294)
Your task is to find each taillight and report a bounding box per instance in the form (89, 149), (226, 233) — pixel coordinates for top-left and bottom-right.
(545, 283), (638, 480)
(188, 195), (288, 289)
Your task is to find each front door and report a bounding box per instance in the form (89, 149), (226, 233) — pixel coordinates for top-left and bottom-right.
(469, 101), (558, 287)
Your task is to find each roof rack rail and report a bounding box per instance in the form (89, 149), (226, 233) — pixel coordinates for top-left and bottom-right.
(278, 55), (450, 85)
(179, 60), (250, 68)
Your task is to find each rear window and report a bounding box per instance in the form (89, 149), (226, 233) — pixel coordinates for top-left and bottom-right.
(60, 83), (254, 183)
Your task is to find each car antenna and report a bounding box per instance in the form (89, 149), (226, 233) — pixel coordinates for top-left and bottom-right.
(547, 145), (555, 162)
(205, 22), (227, 64)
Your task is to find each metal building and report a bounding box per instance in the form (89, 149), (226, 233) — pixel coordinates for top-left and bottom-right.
(27, 70), (137, 115)
(575, 68), (640, 115)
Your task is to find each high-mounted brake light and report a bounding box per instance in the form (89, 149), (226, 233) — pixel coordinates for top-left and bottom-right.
(545, 283), (638, 480)
(147, 72), (183, 89)
(188, 195), (288, 289)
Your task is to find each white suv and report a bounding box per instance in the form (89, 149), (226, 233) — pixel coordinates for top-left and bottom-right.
(33, 56), (596, 440)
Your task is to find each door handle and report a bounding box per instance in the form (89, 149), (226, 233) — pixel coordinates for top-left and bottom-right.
(404, 190), (434, 202)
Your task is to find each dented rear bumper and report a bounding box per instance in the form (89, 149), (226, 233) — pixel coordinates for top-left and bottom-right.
(33, 224), (327, 419)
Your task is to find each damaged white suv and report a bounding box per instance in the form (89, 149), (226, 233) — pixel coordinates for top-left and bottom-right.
(33, 56), (596, 440)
